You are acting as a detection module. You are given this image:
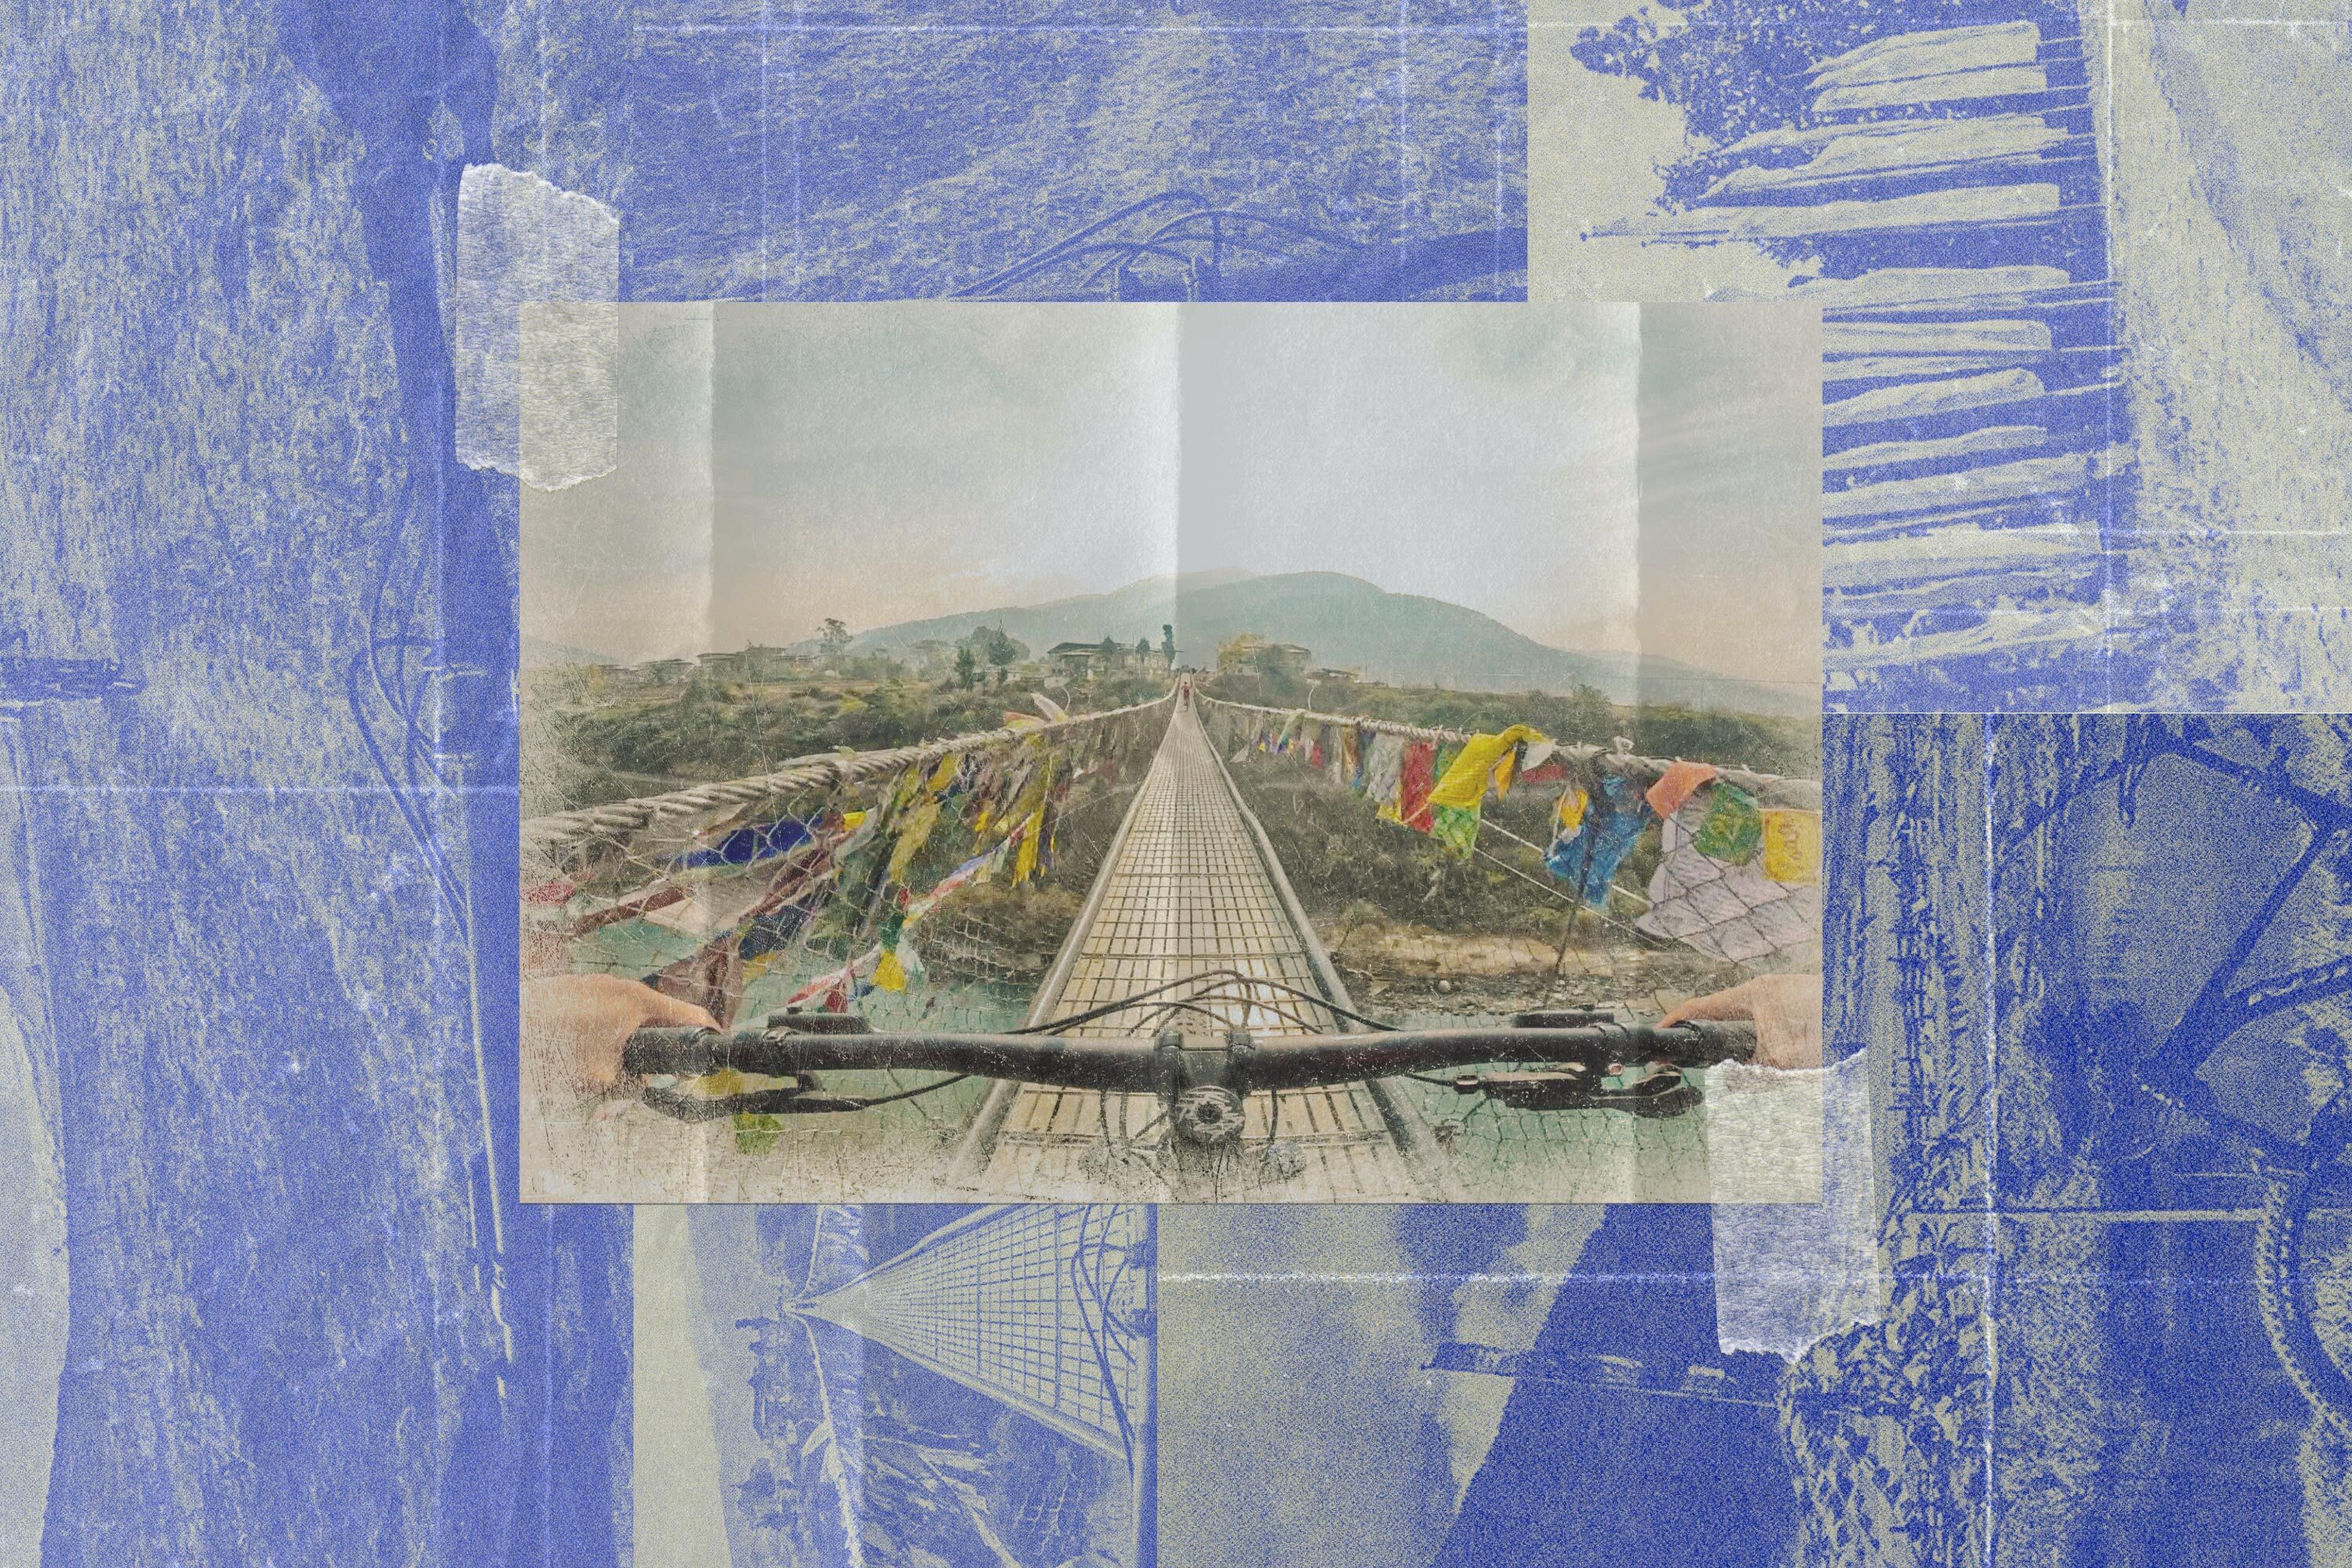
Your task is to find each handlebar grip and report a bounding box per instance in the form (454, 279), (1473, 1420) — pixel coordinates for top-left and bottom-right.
(1655, 1019), (1758, 1065)
(622, 1025), (727, 1077)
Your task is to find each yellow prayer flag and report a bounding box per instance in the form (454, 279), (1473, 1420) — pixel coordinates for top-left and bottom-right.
(1013, 811), (1044, 884)
(1556, 786), (1589, 836)
(1426, 725), (1542, 810)
(887, 764), (924, 815)
(1760, 808), (1822, 884)
(926, 753), (960, 792)
(873, 949), (907, 993)
(887, 797), (943, 886)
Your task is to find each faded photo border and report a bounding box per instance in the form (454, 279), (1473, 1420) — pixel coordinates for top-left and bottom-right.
(516, 300), (1827, 1209)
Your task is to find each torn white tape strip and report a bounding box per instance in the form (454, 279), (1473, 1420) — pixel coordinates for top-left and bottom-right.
(454, 164), (620, 490)
(1709, 1048), (1884, 1361)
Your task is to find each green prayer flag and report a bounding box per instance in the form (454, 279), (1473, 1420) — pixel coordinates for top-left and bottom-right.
(1431, 803), (1481, 858)
(1691, 784), (1763, 864)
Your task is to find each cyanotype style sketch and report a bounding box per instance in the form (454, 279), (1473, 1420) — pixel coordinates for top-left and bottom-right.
(1536, 0), (2352, 713)
(516, 302), (1828, 1203)
(0, 3), (1530, 1558)
(634, 1204), (1153, 1568)
(1160, 716), (2352, 1567)
(16, 0), (2352, 1559)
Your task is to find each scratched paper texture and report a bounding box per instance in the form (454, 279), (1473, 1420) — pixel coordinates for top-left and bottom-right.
(516, 299), (1828, 1207)
(1534, 0), (2352, 712)
(1158, 719), (2352, 1566)
(9, 0), (2352, 1565)
(0, 1), (1524, 1560)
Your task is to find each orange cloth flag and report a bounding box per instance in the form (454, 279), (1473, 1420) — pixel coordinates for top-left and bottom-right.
(1645, 760), (1720, 819)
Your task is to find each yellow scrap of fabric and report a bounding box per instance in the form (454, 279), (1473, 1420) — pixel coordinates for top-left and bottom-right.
(873, 948), (908, 993)
(1013, 758), (1054, 820)
(840, 810), (866, 830)
(886, 764), (924, 815)
(1556, 786), (1589, 836)
(1013, 811), (1044, 884)
(1760, 808), (1822, 884)
(1425, 725), (1543, 810)
(927, 753), (960, 792)
(887, 797), (943, 886)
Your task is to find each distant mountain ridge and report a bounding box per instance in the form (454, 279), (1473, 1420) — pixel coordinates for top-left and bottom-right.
(846, 570), (1809, 714)
(522, 633), (624, 669)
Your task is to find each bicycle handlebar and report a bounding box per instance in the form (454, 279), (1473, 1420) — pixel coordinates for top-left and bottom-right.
(622, 1011), (1757, 1104)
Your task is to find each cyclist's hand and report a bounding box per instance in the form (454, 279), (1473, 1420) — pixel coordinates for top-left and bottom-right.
(524, 973), (718, 1098)
(1662, 972), (1823, 1070)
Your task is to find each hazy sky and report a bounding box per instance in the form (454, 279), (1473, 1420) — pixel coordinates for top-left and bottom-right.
(524, 301), (1818, 688)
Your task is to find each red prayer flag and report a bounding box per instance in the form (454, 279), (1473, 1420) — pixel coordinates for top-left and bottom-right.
(1399, 741), (1438, 833)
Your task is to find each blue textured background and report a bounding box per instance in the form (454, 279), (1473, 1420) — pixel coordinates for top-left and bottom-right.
(14, 0), (2348, 1560)
(2, 2), (1521, 1561)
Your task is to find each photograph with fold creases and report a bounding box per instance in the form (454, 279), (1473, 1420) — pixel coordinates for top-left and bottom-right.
(517, 301), (1828, 1203)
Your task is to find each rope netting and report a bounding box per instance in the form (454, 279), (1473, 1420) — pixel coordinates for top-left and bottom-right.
(1195, 694), (1823, 964)
(522, 694), (1178, 1145)
(1196, 694), (1827, 1201)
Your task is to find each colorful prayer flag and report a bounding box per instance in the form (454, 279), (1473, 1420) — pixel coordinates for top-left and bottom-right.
(1761, 808), (1822, 884)
(1645, 759), (1720, 819)
(1555, 786), (1589, 837)
(886, 797), (942, 885)
(906, 850), (995, 924)
(1543, 773), (1649, 909)
(1691, 783), (1763, 865)
(1637, 793), (1821, 965)
(1367, 733), (1407, 821)
(1426, 725), (1542, 810)
(1013, 809), (1044, 884)
(1431, 803), (1480, 858)
(665, 815), (818, 872)
(1399, 742), (1439, 832)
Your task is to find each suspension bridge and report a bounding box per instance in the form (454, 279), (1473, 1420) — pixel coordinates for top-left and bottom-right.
(794, 1204), (1157, 1566)
(525, 683), (1820, 1205)
(944, 695), (1452, 1201)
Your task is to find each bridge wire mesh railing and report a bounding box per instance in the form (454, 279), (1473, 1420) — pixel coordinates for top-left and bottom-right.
(522, 693), (1178, 1156)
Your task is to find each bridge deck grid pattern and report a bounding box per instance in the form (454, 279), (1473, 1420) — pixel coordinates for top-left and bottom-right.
(978, 701), (1419, 1200)
(804, 1204), (1149, 1460)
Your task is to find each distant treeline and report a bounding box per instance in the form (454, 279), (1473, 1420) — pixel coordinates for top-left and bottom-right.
(538, 670), (1171, 811)
(1200, 673), (1820, 778)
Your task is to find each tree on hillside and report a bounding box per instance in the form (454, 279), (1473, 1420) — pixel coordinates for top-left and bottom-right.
(818, 617), (852, 658)
(953, 644), (978, 690)
(1135, 637), (1152, 667)
(964, 625), (1028, 686)
(1161, 623), (1176, 670)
